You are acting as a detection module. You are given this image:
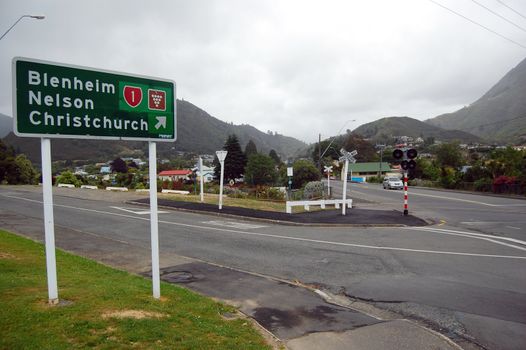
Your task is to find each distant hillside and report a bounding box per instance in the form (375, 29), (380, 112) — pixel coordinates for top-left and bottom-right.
(0, 113), (12, 138)
(353, 116), (482, 143)
(1, 100), (306, 163)
(426, 57), (526, 143)
(174, 99), (306, 157)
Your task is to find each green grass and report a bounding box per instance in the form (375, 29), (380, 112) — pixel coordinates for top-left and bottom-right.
(159, 193), (320, 213)
(0, 230), (270, 350)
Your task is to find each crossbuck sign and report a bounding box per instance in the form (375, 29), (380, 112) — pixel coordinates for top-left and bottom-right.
(339, 148), (357, 216)
(339, 148), (357, 163)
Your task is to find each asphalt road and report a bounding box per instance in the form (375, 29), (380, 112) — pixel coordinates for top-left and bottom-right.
(1, 185), (525, 350)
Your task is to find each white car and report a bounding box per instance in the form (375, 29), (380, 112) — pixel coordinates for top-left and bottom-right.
(383, 177), (403, 190)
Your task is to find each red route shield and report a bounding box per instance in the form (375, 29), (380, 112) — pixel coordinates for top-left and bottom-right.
(123, 86), (143, 108)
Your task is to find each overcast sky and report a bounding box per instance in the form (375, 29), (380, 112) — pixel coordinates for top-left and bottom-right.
(1, 0), (526, 143)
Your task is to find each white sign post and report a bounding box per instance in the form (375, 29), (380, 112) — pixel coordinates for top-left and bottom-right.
(324, 165), (333, 197)
(216, 150), (228, 210)
(148, 141), (160, 299)
(41, 138), (58, 304)
(199, 156), (204, 203)
(339, 149), (357, 216)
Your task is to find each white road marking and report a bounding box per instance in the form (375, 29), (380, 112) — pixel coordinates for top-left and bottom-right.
(506, 226), (521, 230)
(110, 206), (168, 215)
(2, 193), (526, 260)
(353, 185), (526, 208)
(203, 220), (266, 230)
(406, 227), (526, 251)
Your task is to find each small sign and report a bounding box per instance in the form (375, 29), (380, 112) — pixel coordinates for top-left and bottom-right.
(287, 167), (293, 177)
(13, 57), (176, 141)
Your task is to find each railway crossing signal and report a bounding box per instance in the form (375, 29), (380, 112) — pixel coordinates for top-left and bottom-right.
(393, 148), (418, 170)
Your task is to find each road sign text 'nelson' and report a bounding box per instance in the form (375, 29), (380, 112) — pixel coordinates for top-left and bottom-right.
(13, 57), (176, 141)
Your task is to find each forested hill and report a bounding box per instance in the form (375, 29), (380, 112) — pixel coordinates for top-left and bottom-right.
(1, 100), (307, 163)
(353, 116), (481, 143)
(426, 56), (526, 143)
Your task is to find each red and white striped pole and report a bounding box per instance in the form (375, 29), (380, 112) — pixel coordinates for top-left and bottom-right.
(403, 171), (409, 216)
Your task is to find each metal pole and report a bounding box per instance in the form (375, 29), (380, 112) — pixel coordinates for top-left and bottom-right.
(219, 161), (225, 210)
(376, 144), (385, 178)
(328, 172), (331, 197)
(148, 141), (160, 299)
(41, 138), (58, 305)
(403, 171), (409, 216)
(318, 133), (321, 170)
(342, 159), (349, 216)
(199, 156), (204, 203)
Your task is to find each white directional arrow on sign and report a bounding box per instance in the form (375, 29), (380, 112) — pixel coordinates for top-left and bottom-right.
(154, 116), (167, 130)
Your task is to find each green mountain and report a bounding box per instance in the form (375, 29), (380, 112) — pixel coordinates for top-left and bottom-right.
(353, 116), (481, 144)
(426, 57), (526, 143)
(0, 113), (12, 138)
(1, 99), (306, 163)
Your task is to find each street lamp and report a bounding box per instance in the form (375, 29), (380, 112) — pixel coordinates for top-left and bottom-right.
(319, 119), (356, 160)
(0, 15), (46, 41)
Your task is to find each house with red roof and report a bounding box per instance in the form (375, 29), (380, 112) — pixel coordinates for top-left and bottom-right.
(158, 169), (192, 182)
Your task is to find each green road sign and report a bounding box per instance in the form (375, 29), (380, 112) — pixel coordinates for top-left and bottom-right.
(13, 57), (176, 141)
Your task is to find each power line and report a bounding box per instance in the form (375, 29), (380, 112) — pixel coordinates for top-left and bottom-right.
(495, 0), (526, 21)
(471, 0), (526, 33)
(428, 0), (526, 50)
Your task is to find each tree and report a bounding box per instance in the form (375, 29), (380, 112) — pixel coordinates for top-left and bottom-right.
(56, 170), (81, 187)
(111, 157), (128, 173)
(13, 154), (37, 184)
(0, 140), (16, 183)
(290, 159), (321, 189)
(269, 149), (281, 165)
(435, 143), (463, 169)
(245, 154), (277, 186)
(214, 134), (247, 182)
(343, 133), (377, 162)
(244, 140), (258, 158)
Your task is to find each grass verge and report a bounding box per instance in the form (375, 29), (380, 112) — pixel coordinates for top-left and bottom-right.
(0, 229), (270, 349)
(159, 193), (288, 212)
(158, 193), (322, 213)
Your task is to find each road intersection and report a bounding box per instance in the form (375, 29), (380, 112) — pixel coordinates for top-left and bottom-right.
(0, 184), (524, 349)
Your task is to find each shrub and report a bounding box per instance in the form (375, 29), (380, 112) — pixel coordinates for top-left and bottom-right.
(303, 181), (324, 199)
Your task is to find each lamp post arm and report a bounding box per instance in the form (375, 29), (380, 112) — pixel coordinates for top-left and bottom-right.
(0, 15), (45, 41)
(319, 119), (356, 160)
(0, 16), (26, 41)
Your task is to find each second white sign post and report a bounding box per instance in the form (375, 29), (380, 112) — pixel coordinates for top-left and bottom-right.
(216, 150), (228, 210)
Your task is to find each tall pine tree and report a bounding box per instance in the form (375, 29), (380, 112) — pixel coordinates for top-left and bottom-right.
(244, 140), (258, 158)
(214, 134), (247, 182)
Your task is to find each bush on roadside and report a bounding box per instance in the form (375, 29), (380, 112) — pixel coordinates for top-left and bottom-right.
(303, 181), (324, 199)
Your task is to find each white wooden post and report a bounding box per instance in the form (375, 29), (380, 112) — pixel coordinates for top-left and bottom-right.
(216, 151), (228, 210)
(149, 141), (160, 299)
(41, 138), (58, 304)
(342, 159), (349, 216)
(199, 156), (204, 203)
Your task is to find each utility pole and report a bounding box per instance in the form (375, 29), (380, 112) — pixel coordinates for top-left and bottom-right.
(318, 133), (322, 170)
(376, 144), (386, 178)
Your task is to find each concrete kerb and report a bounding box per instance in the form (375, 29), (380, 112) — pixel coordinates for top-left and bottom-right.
(126, 200), (431, 228)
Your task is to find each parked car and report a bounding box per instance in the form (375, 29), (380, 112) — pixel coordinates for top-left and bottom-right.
(383, 177), (403, 190)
